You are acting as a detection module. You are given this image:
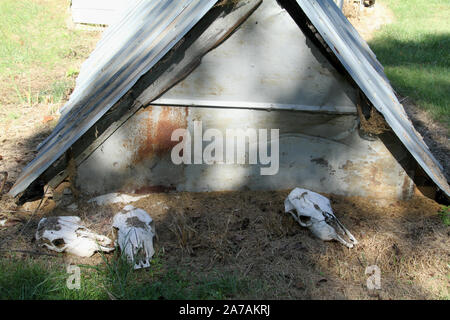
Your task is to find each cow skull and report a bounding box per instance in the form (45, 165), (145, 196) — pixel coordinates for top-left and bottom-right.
(112, 205), (155, 269)
(284, 188), (358, 248)
(36, 216), (114, 257)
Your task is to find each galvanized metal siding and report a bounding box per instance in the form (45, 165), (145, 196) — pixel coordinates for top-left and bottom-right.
(76, 106), (414, 199)
(71, 0), (140, 25)
(295, 0), (449, 196)
(153, 0), (358, 114)
(9, 0), (218, 197)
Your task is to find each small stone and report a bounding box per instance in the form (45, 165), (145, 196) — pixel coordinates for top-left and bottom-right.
(67, 203), (78, 211)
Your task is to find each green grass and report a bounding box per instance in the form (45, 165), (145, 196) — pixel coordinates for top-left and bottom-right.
(0, 0), (76, 76)
(438, 206), (450, 226)
(0, 258), (97, 300)
(0, 252), (257, 300)
(39, 79), (74, 104)
(369, 0), (450, 129)
(0, 0), (94, 105)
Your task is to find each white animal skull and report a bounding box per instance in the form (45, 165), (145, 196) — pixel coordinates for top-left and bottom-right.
(284, 188), (358, 248)
(36, 216), (114, 257)
(112, 205), (155, 269)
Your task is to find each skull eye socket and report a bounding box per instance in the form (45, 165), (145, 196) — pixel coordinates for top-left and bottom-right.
(299, 215), (311, 224)
(52, 238), (65, 248)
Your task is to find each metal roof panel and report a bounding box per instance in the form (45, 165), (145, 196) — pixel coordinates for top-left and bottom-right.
(294, 0), (449, 197)
(9, 0), (218, 197)
(10, 0), (449, 199)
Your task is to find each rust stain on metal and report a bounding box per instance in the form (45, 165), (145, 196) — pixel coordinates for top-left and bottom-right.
(135, 106), (188, 163)
(339, 155), (404, 198)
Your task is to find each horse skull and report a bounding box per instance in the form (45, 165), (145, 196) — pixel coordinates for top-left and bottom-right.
(36, 216), (114, 257)
(284, 188), (358, 248)
(112, 205), (155, 269)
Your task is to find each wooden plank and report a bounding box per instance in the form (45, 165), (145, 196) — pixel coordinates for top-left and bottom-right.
(48, 0), (263, 189)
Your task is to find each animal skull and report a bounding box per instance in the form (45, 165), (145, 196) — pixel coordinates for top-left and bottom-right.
(284, 188), (358, 248)
(112, 205), (155, 269)
(36, 216), (114, 257)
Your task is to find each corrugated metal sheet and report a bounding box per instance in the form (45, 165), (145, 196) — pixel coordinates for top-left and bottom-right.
(9, 0), (219, 197)
(294, 0), (449, 197)
(152, 0), (358, 115)
(71, 0), (140, 25)
(9, 0), (449, 199)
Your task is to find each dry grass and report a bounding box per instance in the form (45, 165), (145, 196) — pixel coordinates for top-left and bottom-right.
(343, 0), (395, 41)
(166, 208), (198, 255)
(3, 190), (447, 299)
(0, 0), (101, 195)
(139, 192), (449, 299)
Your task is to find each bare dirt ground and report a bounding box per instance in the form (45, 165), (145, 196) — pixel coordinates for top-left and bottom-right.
(344, 1), (395, 41)
(0, 2), (449, 300)
(402, 99), (450, 182)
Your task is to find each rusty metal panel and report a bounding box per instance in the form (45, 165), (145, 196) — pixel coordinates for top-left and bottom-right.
(77, 106), (414, 199)
(293, 0), (450, 196)
(9, 0), (218, 197)
(153, 0), (357, 113)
